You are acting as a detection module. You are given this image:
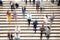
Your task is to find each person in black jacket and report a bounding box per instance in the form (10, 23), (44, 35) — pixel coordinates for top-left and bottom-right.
(33, 20), (38, 33)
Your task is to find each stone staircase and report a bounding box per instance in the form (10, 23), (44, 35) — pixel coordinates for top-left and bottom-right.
(0, 0), (60, 40)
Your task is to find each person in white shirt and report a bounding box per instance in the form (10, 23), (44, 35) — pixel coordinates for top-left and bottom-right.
(45, 26), (50, 40)
(27, 13), (32, 26)
(43, 15), (49, 29)
(14, 26), (21, 40)
(40, 0), (44, 11)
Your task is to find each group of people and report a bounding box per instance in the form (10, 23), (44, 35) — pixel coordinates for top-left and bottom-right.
(6, 0), (55, 40)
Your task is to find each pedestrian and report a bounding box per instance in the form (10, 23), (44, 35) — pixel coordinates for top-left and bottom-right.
(14, 26), (20, 40)
(22, 6), (26, 16)
(7, 10), (11, 23)
(27, 13), (32, 26)
(36, 0), (40, 13)
(40, 0), (44, 11)
(12, 11), (17, 22)
(43, 15), (49, 28)
(45, 26), (50, 40)
(50, 13), (55, 27)
(40, 24), (45, 40)
(33, 19), (38, 33)
(8, 32), (13, 40)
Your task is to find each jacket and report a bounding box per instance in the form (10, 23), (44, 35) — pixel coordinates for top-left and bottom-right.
(33, 20), (38, 28)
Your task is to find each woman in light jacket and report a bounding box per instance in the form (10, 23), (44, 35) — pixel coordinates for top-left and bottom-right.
(14, 26), (21, 40)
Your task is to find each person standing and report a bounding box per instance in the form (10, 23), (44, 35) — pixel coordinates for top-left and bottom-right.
(33, 19), (38, 33)
(27, 13), (32, 26)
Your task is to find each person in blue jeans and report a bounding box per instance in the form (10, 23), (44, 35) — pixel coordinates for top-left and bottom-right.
(22, 6), (26, 16)
(33, 19), (38, 33)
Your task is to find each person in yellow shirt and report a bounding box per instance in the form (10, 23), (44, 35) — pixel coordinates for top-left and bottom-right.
(7, 10), (11, 23)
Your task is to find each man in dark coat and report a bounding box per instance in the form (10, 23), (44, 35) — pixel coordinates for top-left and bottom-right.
(33, 20), (38, 33)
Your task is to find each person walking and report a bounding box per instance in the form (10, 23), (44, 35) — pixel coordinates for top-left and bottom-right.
(50, 13), (55, 27)
(33, 19), (38, 33)
(8, 32), (13, 40)
(27, 13), (32, 26)
(14, 26), (21, 40)
(22, 6), (26, 16)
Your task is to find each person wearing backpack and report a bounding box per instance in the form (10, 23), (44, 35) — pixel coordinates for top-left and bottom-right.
(33, 19), (38, 33)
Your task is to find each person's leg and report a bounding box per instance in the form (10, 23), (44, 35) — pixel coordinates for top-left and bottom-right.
(28, 19), (31, 26)
(35, 27), (36, 33)
(47, 35), (50, 40)
(40, 31), (42, 40)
